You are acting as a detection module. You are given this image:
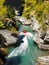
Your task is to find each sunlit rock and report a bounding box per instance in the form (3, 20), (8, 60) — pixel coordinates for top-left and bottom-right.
(19, 17), (32, 25)
(31, 17), (41, 31)
(37, 56), (49, 65)
(33, 33), (49, 50)
(14, 9), (20, 16)
(19, 17), (27, 22)
(33, 34), (44, 45)
(0, 30), (18, 46)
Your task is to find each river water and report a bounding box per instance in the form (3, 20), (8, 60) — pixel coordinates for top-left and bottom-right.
(6, 25), (49, 65)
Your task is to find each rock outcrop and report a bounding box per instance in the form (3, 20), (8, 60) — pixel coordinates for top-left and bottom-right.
(33, 30), (49, 50)
(0, 30), (18, 47)
(19, 17), (32, 25)
(44, 30), (49, 44)
(31, 17), (41, 32)
(37, 56), (49, 65)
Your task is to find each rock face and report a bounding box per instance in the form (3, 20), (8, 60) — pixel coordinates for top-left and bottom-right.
(0, 30), (18, 47)
(39, 30), (46, 39)
(33, 34), (44, 45)
(31, 17), (41, 31)
(37, 56), (49, 65)
(33, 30), (49, 50)
(44, 30), (49, 44)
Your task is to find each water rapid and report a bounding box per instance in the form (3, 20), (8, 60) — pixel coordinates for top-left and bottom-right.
(5, 25), (49, 65)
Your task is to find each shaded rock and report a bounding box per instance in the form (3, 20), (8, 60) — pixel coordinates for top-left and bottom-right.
(0, 30), (18, 46)
(0, 48), (8, 65)
(0, 34), (7, 47)
(0, 59), (3, 65)
(45, 20), (49, 25)
(11, 33), (18, 38)
(39, 30), (46, 39)
(44, 30), (49, 44)
(0, 48), (8, 55)
(37, 56), (49, 65)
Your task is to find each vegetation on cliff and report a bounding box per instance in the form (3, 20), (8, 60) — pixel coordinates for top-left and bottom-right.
(0, 0), (49, 31)
(22, 0), (49, 31)
(0, 0), (19, 31)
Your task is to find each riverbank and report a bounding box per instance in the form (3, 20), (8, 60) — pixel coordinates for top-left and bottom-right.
(0, 25), (49, 65)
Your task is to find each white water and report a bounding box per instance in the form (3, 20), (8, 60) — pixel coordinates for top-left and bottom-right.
(8, 36), (29, 58)
(6, 25), (49, 65)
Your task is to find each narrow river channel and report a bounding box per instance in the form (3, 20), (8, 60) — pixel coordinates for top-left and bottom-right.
(5, 25), (49, 65)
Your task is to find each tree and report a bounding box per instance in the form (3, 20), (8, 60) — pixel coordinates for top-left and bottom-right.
(0, 0), (7, 20)
(22, 0), (49, 30)
(22, 0), (36, 18)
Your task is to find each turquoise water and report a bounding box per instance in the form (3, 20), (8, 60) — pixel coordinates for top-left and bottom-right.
(7, 25), (49, 65)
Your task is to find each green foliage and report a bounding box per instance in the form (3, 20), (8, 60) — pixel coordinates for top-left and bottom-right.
(6, 7), (15, 19)
(0, 0), (19, 31)
(0, 0), (7, 20)
(0, 21), (5, 28)
(22, 0), (49, 22)
(22, 0), (49, 30)
(22, 0), (36, 18)
(0, 0), (7, 29)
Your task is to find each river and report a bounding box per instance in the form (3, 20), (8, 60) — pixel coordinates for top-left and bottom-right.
(5, 25), (49, 65)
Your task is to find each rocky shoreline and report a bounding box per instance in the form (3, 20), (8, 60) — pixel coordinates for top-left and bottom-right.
(37, 56), (49, 65)
(0, 30), (18, 47)
(33, 30), (49, 65)
(33, 30), (49, 50)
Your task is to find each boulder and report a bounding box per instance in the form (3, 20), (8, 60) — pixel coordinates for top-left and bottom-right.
(39, 30), (46, 39)
(14, 10), (20, 16)
(19, 17), (32, 25)
(0, 30), (18, 46)
(19, 17), (27, 23)
(31, 17), (41, 31)
(33, 34), (44, 45)
(44, 30), (49, 44)
(23, 19), (32, 26)
(33, 33), (49, 50)
(37, 56), (49, 65)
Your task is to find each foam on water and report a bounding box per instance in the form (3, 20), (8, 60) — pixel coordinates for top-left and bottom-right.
(8, 36), (28, 58)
